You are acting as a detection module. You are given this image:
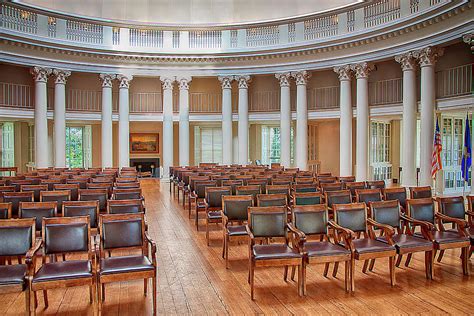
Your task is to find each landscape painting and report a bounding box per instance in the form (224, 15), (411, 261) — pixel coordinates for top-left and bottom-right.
(130, 133), (159, 153)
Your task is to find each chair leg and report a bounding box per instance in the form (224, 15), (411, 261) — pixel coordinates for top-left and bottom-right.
(144, 278), (148, 296)
(206, 220), (210, 246)
(250, 262), (255, 300)
(362, 259), (369, 273)
(425, 250), (433, 280)
(101, 284), (105, 302)
(404, 253), (412, 267)
(344, 261), (350, 293)
(437, 250), (445, 263)
(152, 276), (157, 316)
(389, 256), (395, 286)
(395, 254), (403, 267)
(25, 287), (31, 316)
(323, 263), (330, 277)
(302, 263), (307, 296)
(291, 265), (296, 281)
(43, 290), (48, 308)
(34, 291), (38, 308)
(195, 208), (199, 231)
(462, 247), (469, 276)
(332, 262), (339, 278)
(369, 259), (375, 271)
(98, 281), (102, 313)
(225, 235), (229, 269)
(297, 265), (303, 297)
(351, 258), (355, 292)
(89, 285), (93, 303)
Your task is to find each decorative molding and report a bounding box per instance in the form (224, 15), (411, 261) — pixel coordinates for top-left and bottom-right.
(177, 76), (192, 90)
(413, 46), (444, 67)
(291, 70), (311, 85)
(236, 75), (251, 89)
(463, 33), (473, 51)
(52, 69), (71, 84)
(395, 52), (417, 71)
(218, 76), (233, 89)
(99, 73), (116, 88)
(352, 62), (375, 79)
(333, 65), (352, 81)
(161, 76), (175, 90)
(30, 66), (52, 83)
(275, 72), (292, 87)
(117, 74), (133, 89)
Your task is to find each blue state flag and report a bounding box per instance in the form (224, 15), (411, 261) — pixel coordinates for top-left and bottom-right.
(461, 114), (471, 182)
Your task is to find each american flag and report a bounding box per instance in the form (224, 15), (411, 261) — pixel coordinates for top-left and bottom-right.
(431, 118), (442, 178)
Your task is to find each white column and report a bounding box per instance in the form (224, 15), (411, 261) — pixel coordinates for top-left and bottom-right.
(31, 67), (52, 169)
(276, 72), (292, 168)
(414, 47), (444, 186)
(52, 69), (70, 168)
(218, 76), (234, 165)
(99, 74), (115, 169)
(353, 62), (374, 181)
(178, 76), (191, 166)
(334, 65), (353, 176)
(161, 76), (175, 179)
(117, 74), (133, 169)
(292, 71), (311, 170)
(396, 52), (418, 186)
(236, 75), (251, 165)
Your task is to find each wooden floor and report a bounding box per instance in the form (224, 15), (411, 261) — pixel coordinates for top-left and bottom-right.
(1, 179), (473, 315)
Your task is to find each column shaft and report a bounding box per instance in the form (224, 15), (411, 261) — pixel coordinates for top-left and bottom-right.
(118, 75), (132, 169)
(237, 76), (250, 165)
(100, 74), (114, 169)
(276, 73), (292, 168)
(340, 79), (352, 176)
(419, 65), (435, 186)
(31, 67), (51, 169)
(162, 77), (174, 179)
(295, 84), (308, 170)
(178, 77), (191, 166)
(402, 69), (417, 186)
(52, 69), (70, 168)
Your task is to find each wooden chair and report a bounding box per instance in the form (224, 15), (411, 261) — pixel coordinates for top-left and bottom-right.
(0, 202), (12, 219)
(97, 213), (157, 315)
(320, 182), (344, 194)
(366, 180), (386, 189)
(221, 195), (253, 268)
(325, 190), (352, 214)
(78, 189), (108, 213)
(267, 184), (291, 196)
(19, 202), (57, 234)
(405, 198), (470, 276)
(332, 203), (397, 291)
(114, 182), (140, 189)
(20, 184), (48, 202)
(190, 181), (217, 220)
(186, 176), (211, 208)
(222, 180), (244, 195)
(383, 187), (408, 212)
(247, 179), (269, 193)
(317, 176), (338, 184)
(2, 191), (34, 217)
(0, 186), (16, 196)
(115, 176), (138, 182)
(112, 188), (143, 201)
(355, 188), (382, 206)
(11, 180), (35, 191)
(27, 216), (96, 313)
(0, 218), (36, 314)
(40, 190), (71, 213)
(369, 200), (434, 279)
(465, 196), (474, 256)
(290, 205), (352, 294)
(292, 192), (324, 206)
(87, 182), (113, 198)
(40, 179), (63, 191)
(66, 178), (88, 189)
(62, 200), (100, 230)
(256, 193), (287, 207)
(292, 183), (318, 193)
(271, 178), (293, 186)
(236, 185), (261, 205)
(338, 176), (356, 184)
(295, 177), (315, 185)
(345, 182), (366, 200)
(235, 175), (253, 185)
(54, 183), (80, 201)
(409, 186), (432, 199)
(246, 206), (304, 299)
(107, 199), (144, 214)
(203, 187), (232, 245)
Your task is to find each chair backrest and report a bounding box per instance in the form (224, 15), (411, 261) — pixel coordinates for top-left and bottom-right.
(189, 176), (211, 192)
(293, 183), (318, 193)
(67, 178), (88, 189)
(116, 177), (138, 183)
(293, 192), (323, 206)
(40, 179), (63, 190)
(325, 190), (352, 209)
(53, 183), (80, 200)
(0, 202), (12, 219)
(436, 196), (465, 220)
(40, 190), (71, 211)
(266, 185), (290, 198)
(247, 179), (268, 192)
(43, 216), (91, 257)
(62, 200), (99, 228)
(295, 177), (315, 184)
(248, 206), (287, 238)
(369, 200), (401, 229)
(87, 182), (113, 195)
(107, 199), (144, 214)
(345, 182), (366, 196)
(271, 178), (293, 186)
(467, 195), (474, 213)
(0, 218), (35, 257)
(11, 180), (35, 191)
(355, 188), (382, 206)
(194, 181), (217, 198)
(222, 195), (253, 221)
(235, 175), (253, 185)
(383, 187), (407, 209)
(222, 180), (243, 195)
(19, 201), (57, 230)
(91, 177), (114, 184)
(292, 204), (328, 235)
(333, 203), (367, 233)
(205, 187), (232, 208)
(99, 213), (146, 254)
(0, 186), (16, 195)
(317, 176), (338, 184)
(112, 188), (143, 200)
(338, 176), (356, 183)
(406, 198), (435, 224)
(257, 193), (287, 207)
(78, 189), (108, 211)
(2, 191), (34, 216)
(366, 180), (386, 189)
(114, 182), (140, 189)
(409, 186), (432, 199)
(20, 184), (49, 201)
(320, 182), (344, 193)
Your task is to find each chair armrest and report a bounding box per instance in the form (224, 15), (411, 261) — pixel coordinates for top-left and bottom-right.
(367, 218), (395, 245)
(245, 225), (255, 242)
(26, 239), (43, 276)
(287, 223), (306, 251)
(466, 210), (474, 217)
(189, 191), (197, 199)
(144, 231), (157, 265)
(328, 220), (354, 250)
(435, 213), (469, 236)
(401, 214), (434, 240)
(221, 212), (229, 226)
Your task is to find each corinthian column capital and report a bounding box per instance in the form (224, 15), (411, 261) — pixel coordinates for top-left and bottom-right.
(413, 46), (444, 67)
(52, 69), (71, 85)
(218, 76), (233, 89)
(160, 76), (175, 90)
(31, 66), (52, 83)
(352, 62), (375, 79)
(291, 70), (311, 85)
(333, 65), (352, 81)
(99, 73), (116, 88)
(117, 74), (133, 89)
(395, 52), (417, 71)
(177, 76), (192, 90)
(463, 33), (473, 51)
(236, 75), (251, 89)
(275, 72), (292, 87)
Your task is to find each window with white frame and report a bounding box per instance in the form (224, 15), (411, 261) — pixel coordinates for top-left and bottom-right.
(261, 125), (294, 165)
(370, 121), (392, 180)
(194, 126), (222, 165)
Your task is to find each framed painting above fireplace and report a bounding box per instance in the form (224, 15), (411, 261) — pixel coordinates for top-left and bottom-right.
(130, 133), (159, 153)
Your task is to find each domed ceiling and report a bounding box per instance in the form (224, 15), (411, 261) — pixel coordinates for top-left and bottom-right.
(17, 0), (360, 25)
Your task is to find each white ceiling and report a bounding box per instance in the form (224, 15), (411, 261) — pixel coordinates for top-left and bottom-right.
(19, 0), (360, 25)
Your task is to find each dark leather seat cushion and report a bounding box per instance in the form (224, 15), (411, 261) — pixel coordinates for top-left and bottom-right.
(305, 241), (350, 257)
(414, 231), (469, 244)
(207, 211), (222, 220)
(351, 239), (395, 254)
(227, 225), (247, 236)
(33, 260), (92, 283)
(253, 244), (302, 260)
(377, 234), (433, 250)
(0, 264), (27, 285)
(100, 255), (153, 275)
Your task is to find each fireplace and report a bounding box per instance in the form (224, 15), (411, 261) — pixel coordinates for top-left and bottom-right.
(130, 158), (160, 177)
